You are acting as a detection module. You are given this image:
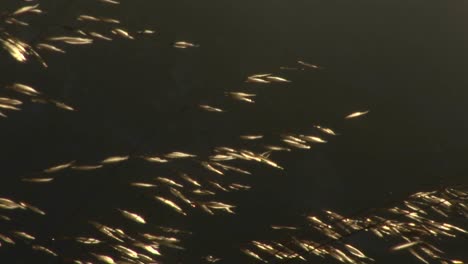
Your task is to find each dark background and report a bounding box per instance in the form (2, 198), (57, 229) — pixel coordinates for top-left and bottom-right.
(0, 0), (467, 263)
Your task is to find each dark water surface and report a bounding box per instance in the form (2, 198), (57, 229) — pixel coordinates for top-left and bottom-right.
(1, 0), (467, 263)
